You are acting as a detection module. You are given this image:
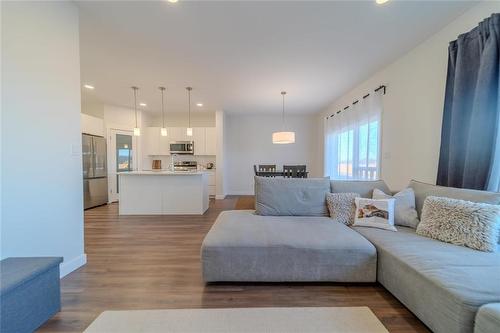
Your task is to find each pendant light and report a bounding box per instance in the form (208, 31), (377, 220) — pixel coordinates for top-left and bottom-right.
(159, 86), (167, 136)
(186, 86), (193, 137)
(272, 91), (295, 144)
(131, 86), (141, 136)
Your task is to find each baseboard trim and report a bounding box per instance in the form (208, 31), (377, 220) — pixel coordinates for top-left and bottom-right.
(60, 253), (87, 278)
(215, 194), (226, 200)
(227, 191), (254, 196)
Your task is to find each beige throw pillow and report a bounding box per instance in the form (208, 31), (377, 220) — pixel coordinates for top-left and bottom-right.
(326, 192), (360, 225)
(417, 196), (500, 252)
(373, 188), (419, 228)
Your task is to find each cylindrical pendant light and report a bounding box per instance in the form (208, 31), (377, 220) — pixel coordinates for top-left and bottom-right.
(186, 87), (193, 137)
(272, 91), (295, 144)
(159, 86), (167, 136)
(132, 86), (141, 136)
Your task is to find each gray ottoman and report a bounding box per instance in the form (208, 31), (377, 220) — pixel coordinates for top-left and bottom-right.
(201, 210), (377, 282)
(0, 257), (63, 333)
(475, 303), (500, 333)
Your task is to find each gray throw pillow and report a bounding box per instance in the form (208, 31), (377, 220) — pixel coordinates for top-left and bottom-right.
(373, 188), (419, 228)
(416, 196), (500, 252)
(254, 176), (330, 216)
(326, 192), (360, 225)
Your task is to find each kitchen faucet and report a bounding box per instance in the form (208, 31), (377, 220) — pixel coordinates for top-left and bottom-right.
(170, 154), (178, 171)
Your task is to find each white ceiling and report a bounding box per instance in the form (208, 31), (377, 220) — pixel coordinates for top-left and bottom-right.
(78, 0), (475, 115)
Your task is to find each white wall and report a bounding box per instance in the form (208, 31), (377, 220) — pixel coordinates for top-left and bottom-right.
(104, 104), (146, 130)
(81, 113), (105, 137)
(148, 112), (216, 128)
(216, 110), (227, 198)
(226, 113), (320, 195)
(1, 1), (85, 276)
(319, 1), (500, 191)
(82, 100), (104, 119)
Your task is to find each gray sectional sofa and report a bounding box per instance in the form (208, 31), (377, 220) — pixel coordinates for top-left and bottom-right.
(201, 178), (500, 333)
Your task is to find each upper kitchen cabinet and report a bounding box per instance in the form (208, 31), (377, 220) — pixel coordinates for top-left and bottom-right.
(168, 127), (189, 142)
(158, 131), (170, 155)
(143, 127), (160, 156)
(143, 127), (170, 156)
(205, 127), (216, 155)
(193, 127), (216, 156)
(192, 128), (206, 155)
(143, 126), (216, 156)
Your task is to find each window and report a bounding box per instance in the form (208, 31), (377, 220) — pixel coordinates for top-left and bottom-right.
(325, 93), (382, 180)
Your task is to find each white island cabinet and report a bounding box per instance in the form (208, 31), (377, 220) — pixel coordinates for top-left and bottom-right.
(118, 171), (209, 215)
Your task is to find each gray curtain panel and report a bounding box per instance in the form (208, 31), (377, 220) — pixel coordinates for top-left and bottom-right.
(437, 14), (500, 190)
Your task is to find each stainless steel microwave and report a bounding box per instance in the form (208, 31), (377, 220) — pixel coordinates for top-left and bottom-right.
(170, 141), (194, 154)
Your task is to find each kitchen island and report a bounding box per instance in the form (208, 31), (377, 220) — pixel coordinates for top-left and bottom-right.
(118, 171), (209, 215)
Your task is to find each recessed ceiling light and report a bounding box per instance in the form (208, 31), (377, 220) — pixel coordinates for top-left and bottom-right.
(84, 84), (95, 90)
(375, 0), (389, 4)
(167, 0), (178, 3)
(196, 103), (203, 107)
(140, 103), (147, 107)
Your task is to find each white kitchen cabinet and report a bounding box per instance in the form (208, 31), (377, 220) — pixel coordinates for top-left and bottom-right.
(143, 127), (160, 156)
(207, 172), (216, 185)
(158, 130), (170, 155)
(208, 185), (216, 196)
(167, 127), (181, 142)
(192, 128), (206, 155)
(143, 127), (170, 156)
(168, 127), (192, 142)
(143, 126), (215, 156)
(207, 171), (216, 197)
(205, 127), (217, 155)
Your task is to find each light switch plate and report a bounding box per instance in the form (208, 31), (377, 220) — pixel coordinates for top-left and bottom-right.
(71, 143), (81, 156)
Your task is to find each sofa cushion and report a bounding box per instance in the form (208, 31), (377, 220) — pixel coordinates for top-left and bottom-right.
(475, 303), (500, 333)
(354, 226), (500, 333)
(409, 179), (500, 217)
(330, 180), (390, 198)
(373, 188), (420, 228)
(417, 196), (500, 252)
(255, 176), (330, 216)
(202, 210), (377, 282)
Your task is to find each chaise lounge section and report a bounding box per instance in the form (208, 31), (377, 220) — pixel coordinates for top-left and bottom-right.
(201, 177), (500, 333)
(354, 180), (500, 333)
(202, 210), (377, 282)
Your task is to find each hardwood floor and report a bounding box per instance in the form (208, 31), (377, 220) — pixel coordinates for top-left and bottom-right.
(38, 197), (428, 333)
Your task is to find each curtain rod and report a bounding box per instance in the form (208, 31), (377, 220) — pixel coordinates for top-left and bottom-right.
(325, 85), (386, 119)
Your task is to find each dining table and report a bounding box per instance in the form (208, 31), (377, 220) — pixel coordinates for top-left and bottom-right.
(255, 170), (309, 178)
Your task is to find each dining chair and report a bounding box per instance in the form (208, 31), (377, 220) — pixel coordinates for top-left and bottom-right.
(283, 165), (307, 178)
(254, 164), (277, 177)
(258, 164), (276, 172)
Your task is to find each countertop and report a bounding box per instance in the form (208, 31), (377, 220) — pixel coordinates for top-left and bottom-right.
(119, 171), (209, 176)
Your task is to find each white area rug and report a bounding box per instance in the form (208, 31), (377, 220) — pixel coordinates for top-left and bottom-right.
(84, 307), (388, 333)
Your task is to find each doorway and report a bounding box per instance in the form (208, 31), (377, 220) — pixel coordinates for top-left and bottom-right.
(108, 129), (137, 202)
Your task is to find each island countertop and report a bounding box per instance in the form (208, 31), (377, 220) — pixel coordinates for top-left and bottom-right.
(119, 170), (209, 176)
(118, 171), (209, 215)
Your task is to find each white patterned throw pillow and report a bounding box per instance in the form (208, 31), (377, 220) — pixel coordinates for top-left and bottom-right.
(353, 198), (396, 231)
(416, 196), (500, 252)
(373, 188), (419, 228)
(326, 192), (360, 225)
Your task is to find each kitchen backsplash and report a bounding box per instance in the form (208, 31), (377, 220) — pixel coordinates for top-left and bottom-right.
(142, 155), (216, 171)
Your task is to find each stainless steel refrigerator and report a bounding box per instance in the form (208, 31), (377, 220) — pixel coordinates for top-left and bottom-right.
(82, 134), (108, 209)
